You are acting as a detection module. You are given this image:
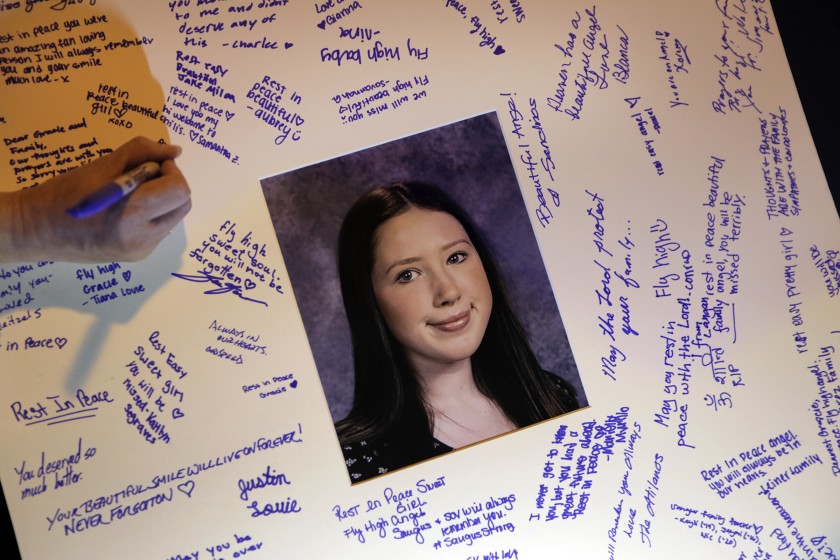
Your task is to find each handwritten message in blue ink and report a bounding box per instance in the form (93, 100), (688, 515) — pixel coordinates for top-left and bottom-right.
(176, 219), (283, 307)
(0, 306), (43, 341)
(431, 491), (517, 550)
(122, 330), (191, 445)
(167, 0), (289, 49)
(52, 485), (183, 536)
(759, 107), (801, 219)
(647, 183), (748, 446)
(75, 261), (145, 306)
(0, 12), (148, 87)
(699, 429), (822, 499)
(605, 421), (665, 553)
(315, 0), (363, 32)
(547, 6), (617, 121)
(0, 262), (55, 348)
(761, 490), (837, 560)
(439, 0), (506, 55)
(244, 73), (305, 146)
(809, 245), (840, 298)
(207, 319), (267, 366)
(531, 407), (630, 523)
(500, 93), (561, 227)
(806, 345), (840, 478)
(48, 424), (302, 537)
(241, 373), (298, 400)
(334, 475), (447, 546)
(331, 74), (429, 125)
(87, 81), (160, 130)
(320, 36), (428, 66)
(3, 119), (108, 187)
(624, 97), (665, 175)
(237, 465), (301, 518)
(582, 189), (638, 382)
(711, 0), (771, 115)
(10, 389), (112, 427)
(13, 438), (96, 501)
(162, 51), (241, 163)
(654, 30), (691, 109)
(775, 227), (810, 356)
(163, 531), (265, 560)
(488, 0), (525, 25)
(671, 501), (766, 555)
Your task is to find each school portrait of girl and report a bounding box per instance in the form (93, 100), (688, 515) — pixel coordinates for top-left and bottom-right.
(260, 113), (586, 483)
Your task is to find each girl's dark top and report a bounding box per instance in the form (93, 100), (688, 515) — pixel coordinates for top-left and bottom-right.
(341, 372), (578, 483)
(342, 437), (453, 482)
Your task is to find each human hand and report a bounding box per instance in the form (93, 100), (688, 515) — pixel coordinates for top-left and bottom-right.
(0, 137), (192, 263)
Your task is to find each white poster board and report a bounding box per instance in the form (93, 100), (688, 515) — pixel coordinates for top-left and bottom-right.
(1, 1), (838, 558)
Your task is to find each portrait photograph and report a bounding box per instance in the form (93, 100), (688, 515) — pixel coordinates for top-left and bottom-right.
(260, 112), (586, 483)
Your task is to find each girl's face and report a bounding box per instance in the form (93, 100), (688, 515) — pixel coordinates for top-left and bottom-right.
(370, 208), (493, 373)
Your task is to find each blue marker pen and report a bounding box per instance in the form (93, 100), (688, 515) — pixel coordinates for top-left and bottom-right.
(67, 161), (161, 219)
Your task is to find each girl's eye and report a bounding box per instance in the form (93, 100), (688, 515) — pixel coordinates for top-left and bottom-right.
(447, 251), (468, 265)
(395, 269), (417, 284)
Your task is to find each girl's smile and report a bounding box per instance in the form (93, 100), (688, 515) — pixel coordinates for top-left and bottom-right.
(370, 208), (493, 373)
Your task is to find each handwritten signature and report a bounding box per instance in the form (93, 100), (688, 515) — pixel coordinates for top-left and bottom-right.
(172, 270), (268, 307)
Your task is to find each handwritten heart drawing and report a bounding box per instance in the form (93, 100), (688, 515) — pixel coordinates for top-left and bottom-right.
(244, 278), (257, 290)
(224, 110), (235, 122)
(177, 480), (195, 498)
(189, 130), (199, 142)
(316, 20), (326, 30)
(172, 408), (184, 419)
(55, 337), (68, 350)
(122, 270), (131, 283)
(114, 106), (128, 118)
(284, 42), (293, 49)
(493, 45), (506, 55)
(290, 379), (298, 389)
